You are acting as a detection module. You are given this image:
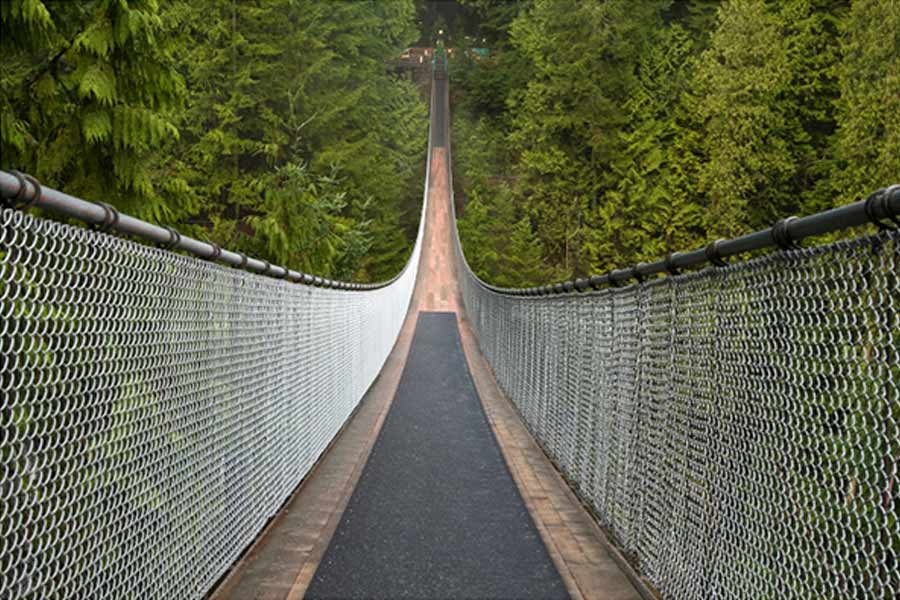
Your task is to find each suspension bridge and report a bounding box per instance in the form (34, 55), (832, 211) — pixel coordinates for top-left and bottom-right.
(1, 58), (898, 600)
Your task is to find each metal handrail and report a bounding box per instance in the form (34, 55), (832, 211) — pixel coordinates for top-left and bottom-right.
(0, 155), (426, 291)
(458, 184), (900, 297)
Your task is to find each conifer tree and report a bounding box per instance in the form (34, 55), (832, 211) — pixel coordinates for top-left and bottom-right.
(508, 0), (668, 275)
(497, 216), (552, 287)
(452, 0), (896, 286)
(777, 0), (847, 214)
(598, 21), (704, 269)
(690, 0), (795, 237)
(1, 0), (426, 282)
(457, 192), (500, 281)
(1, 0), (188, 221)
(828, 0), (900, 207)
(163, 0), (425, 279)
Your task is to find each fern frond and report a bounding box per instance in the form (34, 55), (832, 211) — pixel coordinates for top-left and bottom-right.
(81, 108), (112, 144)
(78, 63), (118, 105)
(73, 20), (114, 58)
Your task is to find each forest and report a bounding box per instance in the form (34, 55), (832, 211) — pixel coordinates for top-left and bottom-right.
(1, 1), (898, 286)
(1, 0), (427, 282)
(451, 0), (899, 286)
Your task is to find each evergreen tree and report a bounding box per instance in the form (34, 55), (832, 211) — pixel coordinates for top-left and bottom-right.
(508, 0), (669, 276)
(828, 0), (900, 207)
(452, 0), (894, 286)
(777, 0), (847, 214)
(5, 0), (894, 288)
(691, 0), (795, 238)
(457, 192), (499, 281)
(163, 0), (425, 279)
(594, 22), (704, 270)
(0, 0), (188, 221)
(458, 0), (522, 45)
(496, 215), (552, 287)
(1, 0), (426, 282)
(245, 163), (369, 278)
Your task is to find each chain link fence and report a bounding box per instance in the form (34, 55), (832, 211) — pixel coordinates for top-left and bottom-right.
(458, 225), (899, 598)
(0, 187), (424, 598)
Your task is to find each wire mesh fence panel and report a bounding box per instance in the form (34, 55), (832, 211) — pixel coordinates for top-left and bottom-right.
(457, 229), (900, 600)
(0, 204), (423, 599)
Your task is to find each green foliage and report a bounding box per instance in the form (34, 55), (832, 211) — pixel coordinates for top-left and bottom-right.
(500, 216), (552, 287)
(457, 184), (554, 287)
(451, 0), (897, 285)
(511, 0), (704, 274)
(1, 0), (427, 282)
(457, 192), (500, 279)
(242, 164), (367, 279)
(692, 0), (795, 237)
(3, 0), (895, 285)
(778, 0), (846, 214)
(458, 0), (523, 45)
(597, 22), (704, 269)
(1, 0), (188, 221)
(164, 0), (426, 280)
(828, 0), (900, 207)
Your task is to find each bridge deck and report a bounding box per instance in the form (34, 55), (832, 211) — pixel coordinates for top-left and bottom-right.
(305, 312), (568, 599)
(210, 79), (645, 600)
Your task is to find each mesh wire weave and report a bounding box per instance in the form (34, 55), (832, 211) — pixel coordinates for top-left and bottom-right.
(458, 229), (899, 599)
(0, 204), (423, 598)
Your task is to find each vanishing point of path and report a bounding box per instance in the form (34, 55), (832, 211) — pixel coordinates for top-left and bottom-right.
(211, 77), (645, 600)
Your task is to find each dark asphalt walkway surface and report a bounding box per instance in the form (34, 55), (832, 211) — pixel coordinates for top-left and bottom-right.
(306, 312), (568, 600)
(432, 78), (446, 148)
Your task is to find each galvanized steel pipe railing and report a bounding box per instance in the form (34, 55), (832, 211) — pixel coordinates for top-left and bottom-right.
(0, 168), (405, 290)
(468, 185), (899, 296)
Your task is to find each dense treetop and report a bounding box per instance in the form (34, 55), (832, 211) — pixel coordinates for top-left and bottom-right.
(2, 1), (897, 286)
(452, 0), (899, 286)
(1, 0), (427, 281)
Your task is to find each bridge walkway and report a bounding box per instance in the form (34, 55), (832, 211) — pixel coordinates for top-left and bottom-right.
(210, 78), (646, 600)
